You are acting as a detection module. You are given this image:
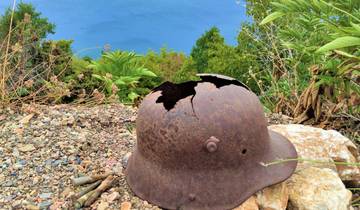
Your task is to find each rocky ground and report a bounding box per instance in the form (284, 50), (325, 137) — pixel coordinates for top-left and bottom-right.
(0, 103), (160, 210)
(0, 103), (357, 210)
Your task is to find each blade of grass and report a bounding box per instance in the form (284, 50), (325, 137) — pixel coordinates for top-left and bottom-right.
(1, 0), (17, 101)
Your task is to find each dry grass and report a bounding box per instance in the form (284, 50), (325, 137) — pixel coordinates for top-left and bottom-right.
(0, 0), (75, 106)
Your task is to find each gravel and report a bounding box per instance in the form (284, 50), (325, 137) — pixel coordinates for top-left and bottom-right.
(0, 103), (159, 210)
(1, 103), (351, 209)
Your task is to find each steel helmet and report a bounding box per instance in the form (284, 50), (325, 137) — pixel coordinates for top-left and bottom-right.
(125, 74), (297, 210)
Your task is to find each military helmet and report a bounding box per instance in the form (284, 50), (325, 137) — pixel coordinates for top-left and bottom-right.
(125, 74), (297, 210)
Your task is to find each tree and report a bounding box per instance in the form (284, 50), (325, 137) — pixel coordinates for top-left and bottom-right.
(0, 2), (55, 41)
(190, 27), (226, 72)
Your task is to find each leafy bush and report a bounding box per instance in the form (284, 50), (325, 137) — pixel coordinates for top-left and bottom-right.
(88, 51), (157, 103)
(141, 47), (187, 82)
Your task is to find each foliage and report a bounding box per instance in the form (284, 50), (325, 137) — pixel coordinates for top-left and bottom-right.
(172, 56), (198, 83)
(37, 40), (73, 79)
(186, 26), (265, 93)
(88, 51), (157, 103)
(262, 0), (360, 122)
(191, 27), (226, 72)
(0, 2), (55, 42)
(141, 47), (187, 82)
(0, 2), (73, 104)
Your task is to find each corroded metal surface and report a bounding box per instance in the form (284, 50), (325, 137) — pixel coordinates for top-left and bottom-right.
(125, 74), (298, 210)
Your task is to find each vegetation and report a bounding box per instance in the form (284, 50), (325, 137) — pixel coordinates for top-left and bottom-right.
(0, 1), (358, 129)
(89, 51), (157, 103)
(260, 0), (360, 125)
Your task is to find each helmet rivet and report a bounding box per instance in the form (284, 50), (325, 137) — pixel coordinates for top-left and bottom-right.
(205, 136), (220, 153)
(206, 142), (217, 152)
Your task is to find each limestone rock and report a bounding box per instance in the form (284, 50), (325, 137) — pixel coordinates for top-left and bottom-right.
(269, 124), (360, 182)
(234, 196), (259, 210)
(256, 182), (288, 210)
(287, 167), (352, 210)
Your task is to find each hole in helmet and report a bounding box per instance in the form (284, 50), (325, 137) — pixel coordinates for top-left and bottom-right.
(242, 149), (247, 154)
(198, 74), (249, 90)
(153, 74), (249, 111)
(154, 81), (198, 111)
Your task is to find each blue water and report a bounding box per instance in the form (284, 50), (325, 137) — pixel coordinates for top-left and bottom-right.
(0, 0), (248, 57)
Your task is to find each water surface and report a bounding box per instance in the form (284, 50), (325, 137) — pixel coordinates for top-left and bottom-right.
(0, 0), (248, 57)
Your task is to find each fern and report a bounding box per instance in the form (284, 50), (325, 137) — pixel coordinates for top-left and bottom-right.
(88, 51), (157, 102)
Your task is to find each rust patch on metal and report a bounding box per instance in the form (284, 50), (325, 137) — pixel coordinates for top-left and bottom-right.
(125, 74), (297, 210)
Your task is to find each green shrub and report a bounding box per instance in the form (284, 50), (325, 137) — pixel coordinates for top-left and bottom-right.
(88, 51), (157, 103)
(142, 47), (187, 82)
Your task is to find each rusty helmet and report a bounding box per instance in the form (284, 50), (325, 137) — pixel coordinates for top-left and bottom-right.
(125, 74), (297, 210)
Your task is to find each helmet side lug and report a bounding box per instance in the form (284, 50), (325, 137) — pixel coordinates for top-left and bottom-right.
(205, 136), (220, 153)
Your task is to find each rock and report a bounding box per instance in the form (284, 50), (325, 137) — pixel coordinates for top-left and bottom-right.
(234, 196), (259, 210)
(106, 191), (120, 203)
(269, 124), (360, 182)
(25, 204), (40, 210)
(97, 201), (109, 210)
(121, 201), (132, 210)
(39, 192), (52, 199)
(18, 144), (36, 152)
(256, 182), (288, 210)
(287, 167), (352, 210)
(2, 180), (15, 187)
(39, 200), (52, 209)
(19, 113), (35, 124)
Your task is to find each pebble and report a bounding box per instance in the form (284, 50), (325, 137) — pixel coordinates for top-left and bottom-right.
(97, 201), (109, 210)
(2, 180), (15, 187)
(39, 200), (52, 209)
(106, 191), (120, 202)
(0, 104), (157, 209)
(39, 192), (52, 199)
(18, 144), (36, 152)
(121, 201), (132, 210)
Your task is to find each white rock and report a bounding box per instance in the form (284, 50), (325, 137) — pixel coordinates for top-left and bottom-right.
(269, 124), (360, 182)
(287, 167), (352, 210)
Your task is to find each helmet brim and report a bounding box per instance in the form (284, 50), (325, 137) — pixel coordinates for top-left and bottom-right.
(125, 129), (297, 210)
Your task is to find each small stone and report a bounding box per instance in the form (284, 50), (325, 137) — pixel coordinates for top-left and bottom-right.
(4, 195), (16, 202)
(12, 200), (23, 208)
(97, 201), (109, 210)
(106, 191), (120, 202)
(39, 201), (52, 209)
(19, 113), (35, 124)
(14, 160), (27, 169)
(2, 180), (14, 187)
(18, 144), (36, 152)
(121, 201), (132, 210)
(12, 148), (20, 157)
(25, 204), (40, 210)
(39, 192), (52, 199)
(35, 166), (44, 173)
